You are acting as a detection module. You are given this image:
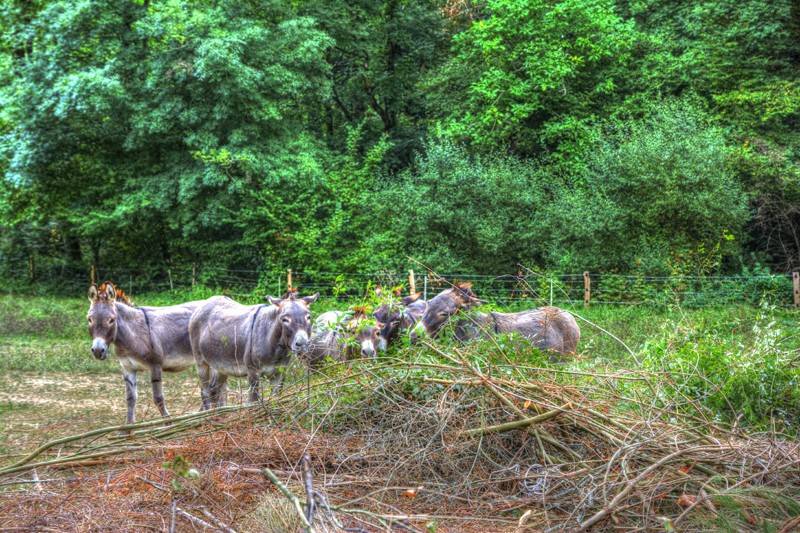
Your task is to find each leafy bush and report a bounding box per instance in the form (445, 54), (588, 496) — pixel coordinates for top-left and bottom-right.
(375, 139), (554, 272)
(642, 306), (800, 433)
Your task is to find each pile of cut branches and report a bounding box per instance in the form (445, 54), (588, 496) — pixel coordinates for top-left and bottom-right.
(2, 346), (799, 532)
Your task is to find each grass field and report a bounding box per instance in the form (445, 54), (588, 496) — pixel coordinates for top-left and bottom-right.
(2, 293), (799, 449)
(1, 291), (799, 530)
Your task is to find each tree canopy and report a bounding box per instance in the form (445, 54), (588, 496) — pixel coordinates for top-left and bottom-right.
(2, 0), (799, 284)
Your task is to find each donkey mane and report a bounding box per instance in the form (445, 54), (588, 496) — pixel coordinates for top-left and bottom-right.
(351, 305), (369, 318)
(282, 288), (299, 300)
(97, 281), (133, 306)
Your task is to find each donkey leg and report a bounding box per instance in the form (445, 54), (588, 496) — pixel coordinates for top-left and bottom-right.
(150, 364), (170, 417)
(197, 363), (212, 411)
(268, 367), (285, 396)
(210, 372), (229, 408)
(123, 370), (138, 425)
(247, 370), (261, 403)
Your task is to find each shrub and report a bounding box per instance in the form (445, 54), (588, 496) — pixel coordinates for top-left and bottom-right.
(642, 306), (800, 433)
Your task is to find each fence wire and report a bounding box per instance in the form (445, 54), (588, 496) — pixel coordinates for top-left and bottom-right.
(0, 266), (796, 308)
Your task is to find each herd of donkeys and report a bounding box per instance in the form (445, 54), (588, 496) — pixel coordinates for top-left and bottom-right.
(86, 281), (581, 425)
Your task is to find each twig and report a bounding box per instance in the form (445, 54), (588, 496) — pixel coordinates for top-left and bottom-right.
(169, 500), (176, 533)
(1, 405), (242, 475)
(262, 467), (315, 532)
(0, 448), (142, 477)
(577, 446), (718, 531)
(673, 458), (800, 526)
(302, 453), (316, 525)
(462, 406), (565, 437)
(176, 506), (216, 530)
(199, 506), (238, 533)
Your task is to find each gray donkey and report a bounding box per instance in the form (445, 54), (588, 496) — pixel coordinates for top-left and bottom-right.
(373, 292), (426, 350)
(420, 282), (580, 354)
(305, 308), (384, 365)
(188, 291), (318, 408)
(87, 282), (206, 424)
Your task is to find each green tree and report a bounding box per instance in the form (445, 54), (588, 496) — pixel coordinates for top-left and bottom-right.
(430, 0), (638, 154)
(303, 0), (448, 167)
(546, 98), (748, 273)
(2, 0), (333, 275)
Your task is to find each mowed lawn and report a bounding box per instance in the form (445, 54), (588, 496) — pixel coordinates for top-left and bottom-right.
(2, 292), (799, 458)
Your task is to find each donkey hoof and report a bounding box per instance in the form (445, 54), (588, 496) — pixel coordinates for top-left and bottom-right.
(115, 427), (134, 438)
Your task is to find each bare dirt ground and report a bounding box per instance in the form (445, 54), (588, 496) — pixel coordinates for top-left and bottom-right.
(0, 370), (261, 456)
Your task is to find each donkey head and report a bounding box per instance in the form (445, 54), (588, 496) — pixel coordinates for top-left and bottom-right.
(87, 282), (120, 360)
(420, 282), (480, 338)
(347, 307), (384, 358)
(374, 292), (422, 350)
(267, 291), (319, 353)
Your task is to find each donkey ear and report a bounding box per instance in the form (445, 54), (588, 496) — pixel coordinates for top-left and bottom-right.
(453, 282), (480, 306)
(104, 283), (116, 302)
(402, 292), (422, 306)
(88, 285), (98, 302)
(266, 296), (283, 306)
(302, 292), (319, 305)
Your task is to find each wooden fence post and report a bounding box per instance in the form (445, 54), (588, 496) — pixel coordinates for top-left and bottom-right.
(90, 264), (96, 286)
(192, 263), (197, 288)
(423, 274), (428, 301)
(793, 271), (799, 308)
(28, 256), (35, 281)
(408, 269), (416, 295)
(168, 268), (174, 291)
(287, 269), (293, 292)
(583, 271), (591, 308)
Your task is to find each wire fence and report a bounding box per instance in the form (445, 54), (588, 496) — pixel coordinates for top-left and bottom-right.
(1, 264), (797, 308)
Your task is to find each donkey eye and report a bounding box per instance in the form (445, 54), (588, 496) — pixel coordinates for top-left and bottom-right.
(87, 317), (92, 324)
(282, 317), (291, 324)
(108, 318), (115, 324)
(305, 314), (310, 321)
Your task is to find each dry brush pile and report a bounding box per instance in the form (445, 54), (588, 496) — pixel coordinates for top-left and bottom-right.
(1, 343), (799, 532)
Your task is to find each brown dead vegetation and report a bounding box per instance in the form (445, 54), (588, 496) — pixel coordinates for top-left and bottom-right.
(1, 350), (799, 532)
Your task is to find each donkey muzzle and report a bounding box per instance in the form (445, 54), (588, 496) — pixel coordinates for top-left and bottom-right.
(91, 338), (108, 360)
(361, 340), (376, 358)
(291, 330), (310, 352)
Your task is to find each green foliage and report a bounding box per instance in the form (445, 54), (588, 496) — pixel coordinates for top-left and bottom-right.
(557, 98), (748, 273)
(432, 0), (638, 152)
(379, 99), (747, 274)
(162, 455), (200, 492)
(376, 139), (553, 271)
(642, 305), (800, 432)
(1, 0), (800, 279)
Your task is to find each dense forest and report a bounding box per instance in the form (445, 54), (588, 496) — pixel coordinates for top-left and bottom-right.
(1, 0), (799, 284)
